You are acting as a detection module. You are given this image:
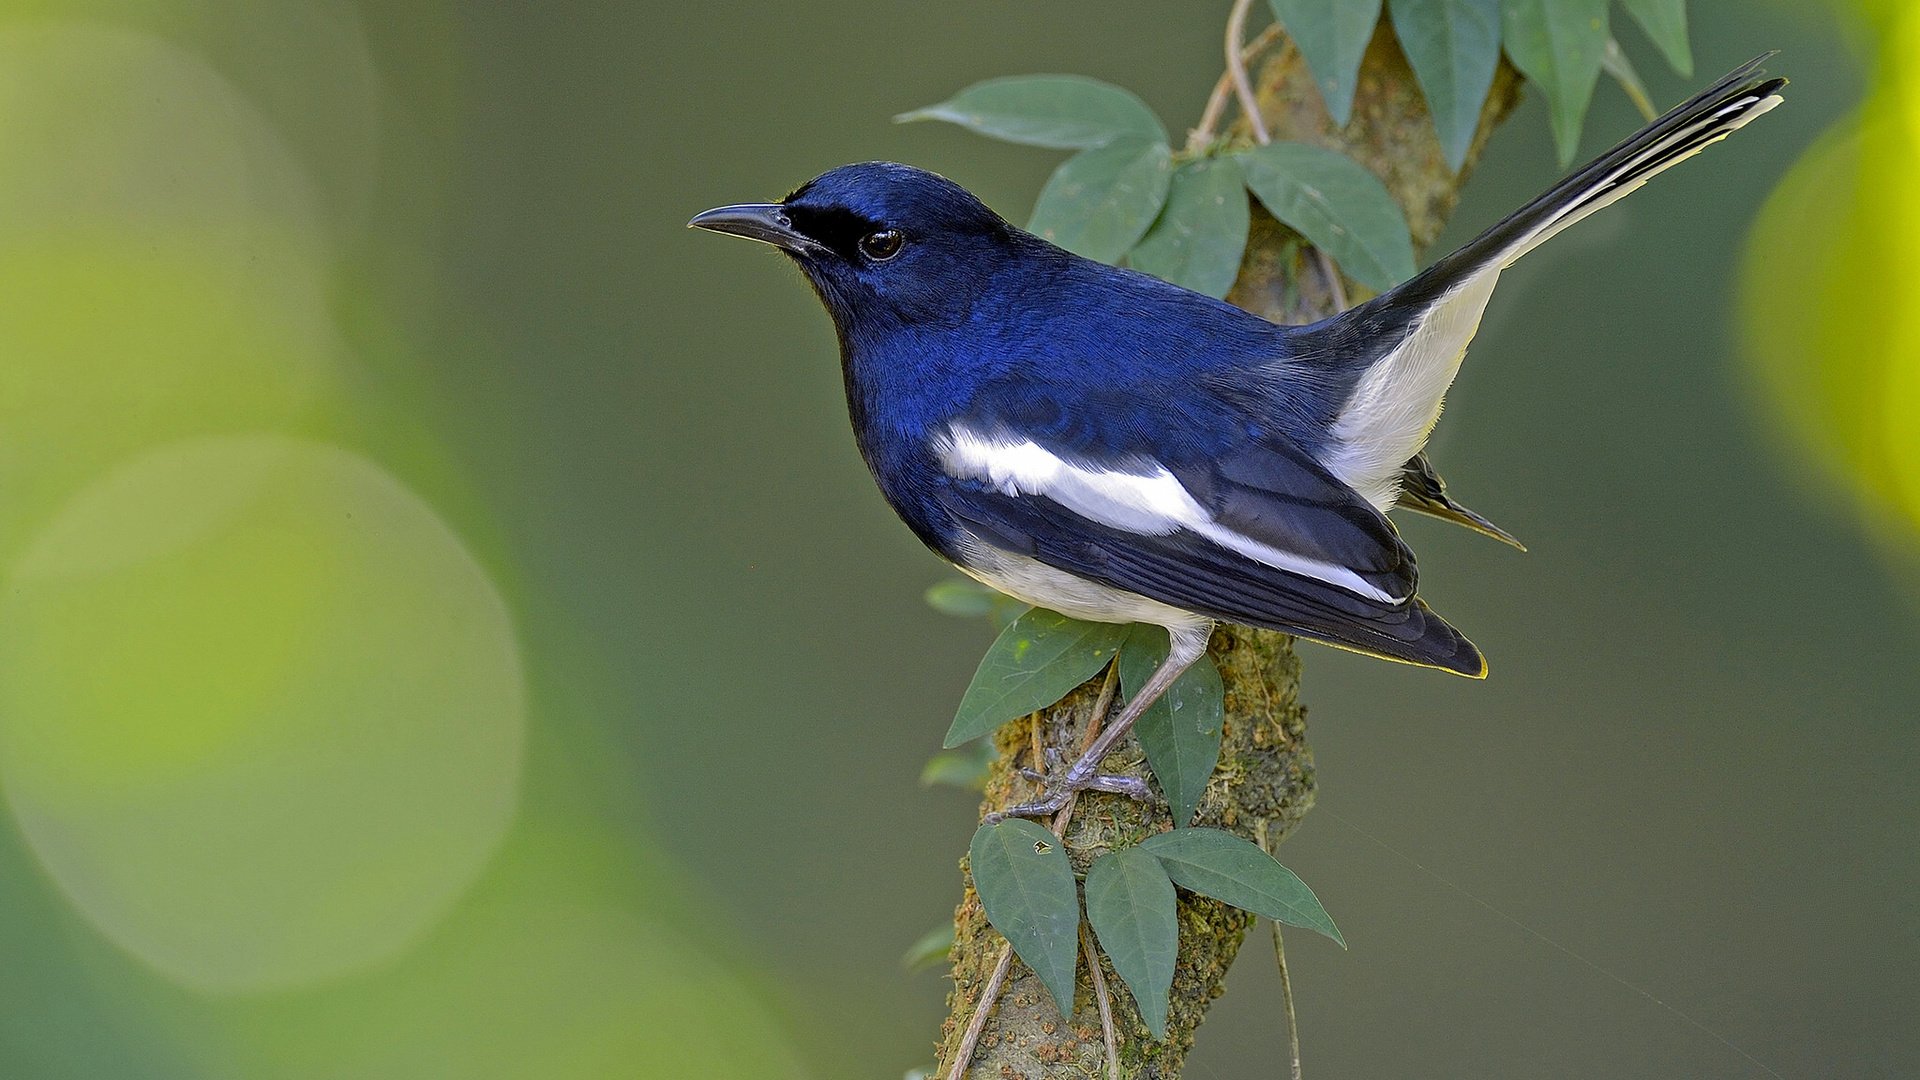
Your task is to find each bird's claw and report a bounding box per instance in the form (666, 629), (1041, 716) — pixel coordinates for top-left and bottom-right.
(983, 768), (1153, 825)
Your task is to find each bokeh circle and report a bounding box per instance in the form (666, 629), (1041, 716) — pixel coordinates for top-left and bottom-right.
(0, 435), (526, 993)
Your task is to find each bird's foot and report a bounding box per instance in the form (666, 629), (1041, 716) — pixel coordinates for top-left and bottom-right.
(986, 764), (1152, 824)
(1012, 767), (1151, 799)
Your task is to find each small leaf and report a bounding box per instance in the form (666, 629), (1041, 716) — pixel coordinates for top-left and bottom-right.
(1140, 827), (1344, 946)
(1500, 0), (1609, 166)
(1268, 0), (1385, 126)
(1084, 848), (1179, 1039)
(901, 922), (956, 973)
(1236, 142), (1415, 290)
(925, 578), (997, 618)
(920, 740), (997, 790)
(1621, 0), (1691, 77)
(945, 608), (1128, 747)
(927, 578), (1027, 629)
(1119, 624), (1224, 827)
(1030, 138), (1175, 264)
(1127, 156), (1250, 299)
(1388, 0), (1503, 171)
(970, 819), (1082, 1015)
(1601, 37), (1659, 123)
(896, 75), (1167, 149)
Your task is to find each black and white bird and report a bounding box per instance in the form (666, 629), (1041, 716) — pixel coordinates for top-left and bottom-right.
(691, 57), (1786, 818)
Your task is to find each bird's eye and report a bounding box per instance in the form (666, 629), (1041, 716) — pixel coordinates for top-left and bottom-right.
(859, 229), (905, 262)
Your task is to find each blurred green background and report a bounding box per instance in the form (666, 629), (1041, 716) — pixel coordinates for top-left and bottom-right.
(0, 1), (1914, 1077)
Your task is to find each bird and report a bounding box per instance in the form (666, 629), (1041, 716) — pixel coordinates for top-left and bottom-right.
(690, 57), (1785, 820)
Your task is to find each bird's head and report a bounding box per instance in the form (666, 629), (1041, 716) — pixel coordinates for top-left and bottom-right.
(690, 162), (1026, 336)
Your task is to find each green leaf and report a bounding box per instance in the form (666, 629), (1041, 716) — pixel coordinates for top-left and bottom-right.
(1235, 142), (1414, 290)
(1029, 138), (1175, 264)
(896, 75), (1166, 149)
(1084, 848), (1179, 1039)
(969, 819), (1082, 1015)
(945, 608), (1127, 747)
(1140, 828), (1344, 946)
(1268, 0), (1384, 126)
(1621, 0), (1691, 77)
(1601, 37), (1659, 123)
(1500, 0), (1609, 166)
(920, 739), (997, 790)
(1119, 625), (1224, 827)
(925, 578), (997, 618)
(1127, 156), (1250, 299)
(927, 578), (1026, 628)
(1388, 0), (1503, 171)
(901, 922), (956, 973)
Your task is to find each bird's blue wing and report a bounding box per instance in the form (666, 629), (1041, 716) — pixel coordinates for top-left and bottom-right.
(930, 422), (1484, 676)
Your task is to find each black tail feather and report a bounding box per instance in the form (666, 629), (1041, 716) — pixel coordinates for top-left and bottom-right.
(1390, 54), (1787, 313)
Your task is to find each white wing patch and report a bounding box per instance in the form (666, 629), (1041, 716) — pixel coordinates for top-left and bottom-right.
(935, 425), (1402, 603)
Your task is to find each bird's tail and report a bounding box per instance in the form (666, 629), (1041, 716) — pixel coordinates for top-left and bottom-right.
(1405, 54), (1786, 302)
(1306, 55), (1785, 510)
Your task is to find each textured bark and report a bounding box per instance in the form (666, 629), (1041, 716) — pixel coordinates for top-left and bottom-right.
(934, 24), (1522, 1079)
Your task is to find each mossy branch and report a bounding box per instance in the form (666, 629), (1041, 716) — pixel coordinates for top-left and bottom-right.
(933, 25), (1522, 1079)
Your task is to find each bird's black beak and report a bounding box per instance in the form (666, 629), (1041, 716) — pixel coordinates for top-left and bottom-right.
(687, 203), (828, 257)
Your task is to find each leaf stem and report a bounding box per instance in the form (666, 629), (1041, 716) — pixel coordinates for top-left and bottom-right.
(1081, 923), (1123, 1080)
(1225, 0), (1271, 145)
(1192, 23), (1282, 151)
(1316, 248), (1349, 312)
(1271, 924), (1304, 1080)
(1259, 819), (1304, 1080)
(1602, 38), (1661, 122)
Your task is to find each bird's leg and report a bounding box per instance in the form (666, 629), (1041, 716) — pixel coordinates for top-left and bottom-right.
(988, 621), (1213, 823)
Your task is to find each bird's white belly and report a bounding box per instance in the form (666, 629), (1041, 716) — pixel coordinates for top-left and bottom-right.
(952, 537), (1212, 633)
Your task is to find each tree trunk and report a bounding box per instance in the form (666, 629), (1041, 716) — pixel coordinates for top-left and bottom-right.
(935, 25), (1522, 1079)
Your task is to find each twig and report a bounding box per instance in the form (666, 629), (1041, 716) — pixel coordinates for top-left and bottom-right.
(944, 665), (1122, 1080)
(1081, 924), (1122, 1080)
(1191, 24), (1282, 149)
(1050, 664), (1120, 830)
(1271, 924), (1303, 1080)
(1315, 249), (1349, 312)
(1257, 820), (1304, 1080)
(1225, 0), (1271, 145)
(1029, 706), (1049, 785)
(1193, 71), (1235, 151)
(945, 944), (1014, 1080)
